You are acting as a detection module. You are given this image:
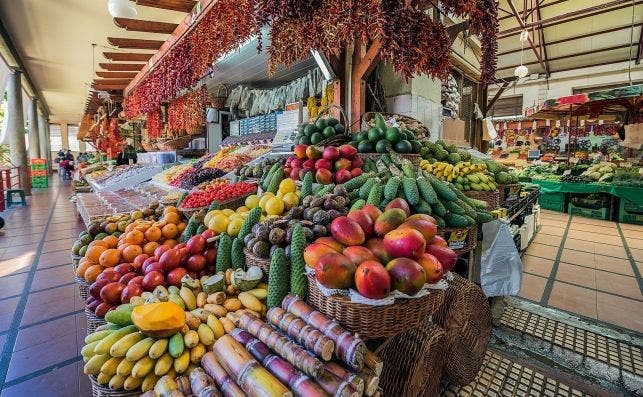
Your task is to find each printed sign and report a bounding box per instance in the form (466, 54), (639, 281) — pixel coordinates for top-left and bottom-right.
(445, 229), (468, 250)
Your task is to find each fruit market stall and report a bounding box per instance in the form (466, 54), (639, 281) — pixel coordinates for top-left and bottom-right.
(85, 164), (165, 192)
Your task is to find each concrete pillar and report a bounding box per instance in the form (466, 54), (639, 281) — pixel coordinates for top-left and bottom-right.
(28, 98), (40, 158)
(6, 70), (30, 195)
(38, 113), (47, 162)
(45, 121), (53, 176)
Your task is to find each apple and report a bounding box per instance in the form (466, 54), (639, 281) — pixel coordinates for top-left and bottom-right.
(303, 159), (315, 170)
(97, 270), (120, 283)
(334, 158), (351, 171)
(186, 235), (206, 256)
(174, 243), (186, 250)
(128, 275), (144, 286)
(120, 284), (143, 303)
(167, 267), (188, 287)
(114, 263), (134, 275)
(160, 249), (181, 272)
(142, 258), (158, 273)
(143, 262), (163, 275)
(294, 144), (308, 159)
(154, 245), (170, 260)
(335, 169), (352, 184)
(119, 272), (139, 285)
(132, 254), (149, 271)
(100, 282), (126, 305)
(315, 159), (331, 170)
(322, 146), (340, 161)
(351, 168), (363, 177)
(142, 271), (165, 291)
(187, 254), (207, 272)
(338, 144), (358, 159)
(87, 298), (101, 312)
(290, 167), (302, 180)
(315, 169), (333, 184)
(95, 302), (112, 317)
(89, 279), (110, 299)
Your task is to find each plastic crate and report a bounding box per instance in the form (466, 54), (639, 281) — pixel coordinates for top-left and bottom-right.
(539, 192), (565, 212)
(568, 202), (610, 220)
(621, 198), (643, 214)
(32, 180), (49, 188)
(30, 170), (47, 177)
(30, 164), (46, 170)
(30, 158), (46, 165)
(618, 199), (643, 225)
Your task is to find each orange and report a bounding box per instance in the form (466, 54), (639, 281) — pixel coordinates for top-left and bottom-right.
(163, 212), (180, 225)
(125, 223), (136, 233)
(84, 264), (104, 283)
(163, 239), (177, 248)
(144, 226), (162, 242)
(76, 260), (93, 278)
(163, 206), (179, 215)
(177, 222), (187, 233)
(153, 220), (167, 229)
(103, 235), (119, 248)
(124, 230), (145, 245)
(99, 248), (122, 267)
(143, 241), (160, 256)
(122, 245), (143, 262)
(161, 224), (179, 239)
(88, 240), (108, 249)
(86, 245), (108, 264)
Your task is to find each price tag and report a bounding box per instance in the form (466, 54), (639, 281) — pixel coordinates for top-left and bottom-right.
(445, 229), (468, 250)
(504, 185), (521, 201)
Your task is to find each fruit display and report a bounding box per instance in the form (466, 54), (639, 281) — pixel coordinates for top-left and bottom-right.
(350, 113), (421, 154)
(179, 182), (257, 209)
(234, 156), (284, 181)
(202, 145), (271, 171)
(153, 163), (194, 186)
(295, 116), (346, 145)
(482, 159), (520, 185)
(420, 160), (498, 191)
(581, 162), (617, 182)
(202, 206), (253, 237)
(86, 164), (159, 187)
(283, 144), (363, 184)
(418, 139), (471, 164)
(175, 168), (227, 190)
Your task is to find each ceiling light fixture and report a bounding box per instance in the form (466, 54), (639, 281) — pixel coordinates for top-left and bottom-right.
(514, 30), (529, 79)
(108, 0), (137, 19)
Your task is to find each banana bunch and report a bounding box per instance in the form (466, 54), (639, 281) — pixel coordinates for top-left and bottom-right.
(421, 160), (497, 191)
(82, 270), (269, 393)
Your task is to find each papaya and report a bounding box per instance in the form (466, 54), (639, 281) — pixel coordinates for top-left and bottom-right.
(131, 302), (185, 338)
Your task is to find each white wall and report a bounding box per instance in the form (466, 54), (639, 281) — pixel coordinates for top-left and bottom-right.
(489, 61), (643, 116)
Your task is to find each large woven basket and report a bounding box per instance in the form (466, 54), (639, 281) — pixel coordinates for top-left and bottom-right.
(156, 135), (192, 150)
(437, 225), (478, 254)
(464, 190), (500, 210)
(243, 247), (271, 278)
(307, 274), (444, 339)
(359, 153), (422, 167)
(89, 376), (140, 397)
(141, 140), (157, 152)
(497, 183), (522, 204)
(432, 273), (492, 386)
(314, 105), (351, 147)
(71, 254), (82, 273)
(362, 112), (430, 140)
(85, 308), (107, 335)
(74, 275), (89, 301)
(377, 320), (446, 397)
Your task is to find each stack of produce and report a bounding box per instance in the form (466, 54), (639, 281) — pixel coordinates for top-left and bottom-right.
(581, 162), (617, 182)
(153, 163), (194, 186)
(295, 116), (346, 145)
(482, 159), (520, 185)
(350, 113), (421, 154)
(179, 182), (257, 209)
(418, 139), (471, 164)
(560, 174), (592, 183)
(176, 168), (226, 190)
(420, 160), (498, 191)
(612, 166), (643, 187)
(284, 144), (363, 184)
(234, 156), (283, 181)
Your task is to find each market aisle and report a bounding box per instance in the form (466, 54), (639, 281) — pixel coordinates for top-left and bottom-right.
(0, 178), (91, 397)
(519, 209), (643, 333)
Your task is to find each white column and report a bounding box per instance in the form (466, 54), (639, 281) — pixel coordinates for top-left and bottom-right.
(7, 70), (30, 195)
(28, 97), (40, 158)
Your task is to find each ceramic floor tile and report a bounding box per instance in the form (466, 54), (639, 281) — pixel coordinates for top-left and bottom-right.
(626, 238), (643, 250)
(30, 265), (73, 291)
(519, 273), (547, 302)
(36, 249), (71, 269)
(569, 223), (618, 236)
(560, 250), (595, 268)
(539, 219), (568, 229)
(0, 297), (20, 332)
(594, 270), (642, 301)
(0, 272), (28, 299)
(555, 262), (596, 289)
(538, 225), (565, 237)
(629, 247), (643, 262)
(563, 238), (595, 253)
(620, 229), (643, 240)
(571, 216), (617, 227)
(0, 244), (40, 260)
(3, 353), (80, 392)
(13, 314), (77, 352)
(41, 238), (76, 254)
(531, 233), (562, 247)
(521, 255), (554, 277)
(596, 292), (643, 333)
(568, 231), (622, 245)
(547, 282), (597, 319)
(524, 243), (559, 260)
(619, 222), (643, 232)
(593, 243), (628, 259)
(594, 254), (636, 276)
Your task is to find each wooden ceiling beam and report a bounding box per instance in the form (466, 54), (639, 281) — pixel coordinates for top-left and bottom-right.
(96, 71), (139, 78)
(113, 18), (178, 34)
(132, 0), (196, 13)
(107, 37), (164, 49)
(103, 52), (154, 62)
(93, 84), (128, 90)
(99, 63), (145, 71)
(94, 79), (131, 85)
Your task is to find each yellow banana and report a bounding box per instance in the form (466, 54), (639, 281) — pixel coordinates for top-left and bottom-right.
(124, 375), (144, 391)
(148, 339), (168, 359)
(84, 353), (111, 375)
(117, 357), (135, 377)
(94, 325), (137, 355)
(109, 374), (126, 389)
(100, 356), (123, 376)
(110, 332), (145, 357)
(154, 353), (173, 376)
(126, 337), (156, 362)
(132, 356), (156, 379)
(173, 351), (190, 374)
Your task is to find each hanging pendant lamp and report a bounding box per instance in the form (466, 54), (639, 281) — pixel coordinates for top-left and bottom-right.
(108, 0), (137, 19)
(514, 30), (529, 78)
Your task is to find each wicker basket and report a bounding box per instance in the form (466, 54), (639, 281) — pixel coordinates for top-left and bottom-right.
(432, 273), (492, 386)
(141, 140), (157, 152)
(71, 254), (82, 272)
(497, 183), (522, 204)
(313, 105), (351, 146)
(437, 225), (478, 254)
(211, 84), (229, 109)
(156, 135), (192, 150)
(74, 275), (89, 301)
(378, 320), (446, 397)
(89, 376), (140, 397)
(464, 190), (500, 210)
(362, 112), (430, 140)
(359, 153), (422, 167)
(243, 247), (271, 278)
(307, 274), (444, 339)
(85, 308), (107, 335)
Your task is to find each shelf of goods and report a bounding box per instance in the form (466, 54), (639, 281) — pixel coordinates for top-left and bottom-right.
(86, 164), (164, 192)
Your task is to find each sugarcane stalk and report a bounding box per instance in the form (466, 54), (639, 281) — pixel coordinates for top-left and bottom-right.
(201, 352), (248, 397)
(267, 308), (335, 362)
(363, 351), (383, 377)
(230, 329), (329, 397)
(356, 367), (380, 397)
(212, 335), (292, 397)
(176, 376), (192, 396)
(314, 368), (360, 397)
(239, 313), (324, 379)
(190, 367), (223, 397)
(324, 362), (364, 396)
(282, 295), (365, 370)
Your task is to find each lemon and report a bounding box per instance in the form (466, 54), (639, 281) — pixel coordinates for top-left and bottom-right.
(276, 191), (284, 198)
(259, 194), (274, 212)
(228, 213), (244, 221)
(203, 210), (218, 227)
(278, 178), (296, 194)
(208, 214), (230, 234)
(245, 195), (260, 209)
(265, 197), (285, 216)
(236, 206), (250, 213)
(227, 218), (244, 237)
(282, 192), (299, 210)
(221, 208), (235, 217)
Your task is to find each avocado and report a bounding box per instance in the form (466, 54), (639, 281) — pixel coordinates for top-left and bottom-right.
(394, 140), (412, 153)
(322, 126), (335, 138)
(376, 140), (392, 153)
(368, 127), (383, 143)
(304, 124), (318, 136)
(358, 140), (375, 153)
(334, 123), (345, 135)
(385, 127), (400, 143)
(356, 131), (368, 142)
(315, 118), (328, 130)
(311, 132), (323, 144)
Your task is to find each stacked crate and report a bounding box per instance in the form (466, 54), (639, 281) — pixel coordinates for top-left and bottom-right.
(30, 158), (48, 188)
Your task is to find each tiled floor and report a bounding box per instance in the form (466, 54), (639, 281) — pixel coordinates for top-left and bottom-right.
(0, 178), (90, 396)
(520, 209), (643, 333)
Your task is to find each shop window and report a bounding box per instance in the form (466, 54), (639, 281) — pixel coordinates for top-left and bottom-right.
(488, 95), (523, 118)
(49, 123), (62, 152)
(68, 125), (80, 152)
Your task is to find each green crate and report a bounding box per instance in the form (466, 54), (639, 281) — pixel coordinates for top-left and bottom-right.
(30, 164), (46, 171)
(31, 176), (47, 183)
(568, 202), (610, 220)
(621, 198), (643, 214)
(618, 199), (643, 225)
(32, 181), (48, 188)
(539, 192), (565, 212)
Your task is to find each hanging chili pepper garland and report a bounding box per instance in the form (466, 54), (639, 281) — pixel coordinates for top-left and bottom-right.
(469, 0), (499, 84)
(168, 85), (208, 133)
(146, 109), (164, 138)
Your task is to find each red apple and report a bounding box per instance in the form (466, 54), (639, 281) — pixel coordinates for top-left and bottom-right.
(294, 144), (308, 159)
(338, 144), (358, 159)
(120, 284), (143, 303)
(290, 167), (302, 181)
(322, 146), (340, 161)
(89, 279), (110, 299)
(303, 159), (315, 170)
(142, 258), (158, 273)
(315, 169), (333, 184)
(335, 169), (352, 184)
(100, 282), (126, 305)
(315, 159), (331, 170)
(143, 262), (163, 275)
(154, 245), (170, 260)
(132, 254), (149, 271)
(97, 270), (121, 283)
(334, 158), (351, 171)
(119, 272), (139, 285)
(350, 168), (363, 177)
(160, 249), (181, 272)
(128, 275), (144, 286)
(167, 267), (188, 287)
(186, 235), (206, 256)
(114, 263), (134, 275)
(187, 254), (207, 272)
(142, 271), (165, 291)
(203, 249), (217, 266)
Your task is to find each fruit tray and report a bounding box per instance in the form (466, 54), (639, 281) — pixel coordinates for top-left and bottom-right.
(306, 274), (444, 339)
(464, 190), (500, 210)
(89, 376), (139, 397)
